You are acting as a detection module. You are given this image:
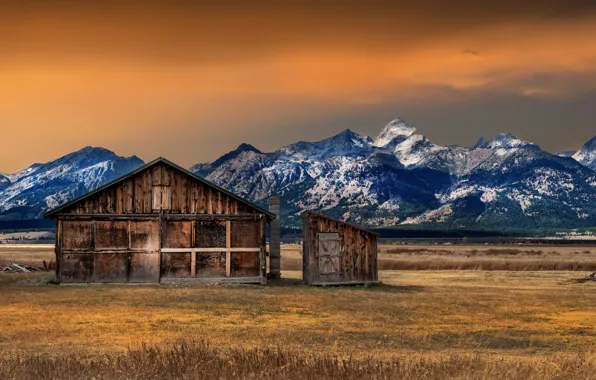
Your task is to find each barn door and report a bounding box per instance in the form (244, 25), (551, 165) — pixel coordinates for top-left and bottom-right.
(318, 233), (341, 275)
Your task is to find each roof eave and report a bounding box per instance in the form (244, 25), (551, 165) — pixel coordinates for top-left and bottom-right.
(301, 210), (379, 236)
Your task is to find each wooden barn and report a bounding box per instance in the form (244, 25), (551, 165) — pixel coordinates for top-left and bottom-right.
(302, 211), (378, 286)
(45, 158), (276, 284)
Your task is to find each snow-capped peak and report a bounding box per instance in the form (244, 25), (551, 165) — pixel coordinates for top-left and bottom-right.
(373, 118), (417, 147)
(479, 133), (532, 149)
(574, 136), (596, 157)
(572, 136), (596, 170)
(557, 150), (577, 158)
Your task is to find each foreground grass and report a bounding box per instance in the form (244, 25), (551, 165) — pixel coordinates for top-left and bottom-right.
(3, 341), (596, 380)
(2, 245), (596, 378)
(2, 270), (596, 358)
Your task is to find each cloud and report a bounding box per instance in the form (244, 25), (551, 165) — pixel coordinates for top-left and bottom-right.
(1, 0), (596, 171)
(462, 50), (481, 57)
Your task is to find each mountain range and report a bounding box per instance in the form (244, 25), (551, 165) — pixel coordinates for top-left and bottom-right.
(2, 118), (596, 230)
(0, 147), (142, 222)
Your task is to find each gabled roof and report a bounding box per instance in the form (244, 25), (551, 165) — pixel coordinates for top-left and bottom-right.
(45, 157), (275, 219)
(301, 210), (379, 236)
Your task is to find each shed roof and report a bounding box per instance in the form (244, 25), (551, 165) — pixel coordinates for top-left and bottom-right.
(45, 157), (275, 219)
(301, 210), (379, 236)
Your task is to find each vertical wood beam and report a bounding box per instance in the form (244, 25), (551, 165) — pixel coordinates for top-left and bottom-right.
(301, 213), (310, 284)
(127, 220), (132, 249)
(91, 220), (97, 282)
(126, 220), (132, 283)
(267, 197), (281, 280)
(199, 184), (205, 214)
(225, 220), (231, 277)
(158, 212), (163, 283)
(207, 188), (213, 214)
(259, 215), (267, 285)
(56, 220), (63, 283)
(373, 236), (378, 282)
(191, 220), (196, 277)
(92, 220), (97, 250)
(191, 252), (196, 277)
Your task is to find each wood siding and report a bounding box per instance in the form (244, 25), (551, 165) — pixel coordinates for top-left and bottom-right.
(302, 212), (378, 286)
(61, 162), (257, 216)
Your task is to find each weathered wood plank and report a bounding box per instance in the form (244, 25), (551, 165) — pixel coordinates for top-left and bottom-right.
(162, 247), (261, 253)
(206, 188), (213, 214)
(56, 220), (63, 282)
(259, 215), (266, 284)
(225, 220), (231, 277)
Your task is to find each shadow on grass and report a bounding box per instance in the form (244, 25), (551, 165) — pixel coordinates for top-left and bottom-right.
(269, 278), (425, 293)
(363, 282), (425, 293)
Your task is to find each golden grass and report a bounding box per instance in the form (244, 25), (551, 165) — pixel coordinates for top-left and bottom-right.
(0, 244), (54, 268)
(280, 243), (596, 271)
(2, 245), (596, 378)
(378, 245), (596, 271)
(3, 342), (596, 380)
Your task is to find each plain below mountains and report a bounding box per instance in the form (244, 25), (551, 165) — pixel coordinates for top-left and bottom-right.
(2, 118), (596, 230)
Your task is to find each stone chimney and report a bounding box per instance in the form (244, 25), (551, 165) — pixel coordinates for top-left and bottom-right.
(268, 196), (281, 280)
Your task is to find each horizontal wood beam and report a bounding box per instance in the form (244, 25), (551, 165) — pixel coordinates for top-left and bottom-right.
(309, 280), (380, 286)
(62, 249), (158, 254)
(160, 277), (262, 284)
(161, 247), (260, 253)
(54, 213), (264, 220)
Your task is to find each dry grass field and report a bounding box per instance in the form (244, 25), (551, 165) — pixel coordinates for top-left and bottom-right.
(281, 243), (596, 271)
(2, 244), (596, 379)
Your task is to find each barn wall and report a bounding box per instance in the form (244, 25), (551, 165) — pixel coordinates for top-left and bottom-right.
(160, 218), (263, 281)
(57, 216), (266, 283)
(59, 219), (160, 283)
(302, 212), (378, 286)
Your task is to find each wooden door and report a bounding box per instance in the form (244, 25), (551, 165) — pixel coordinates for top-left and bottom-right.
(318, 233), (341, 276)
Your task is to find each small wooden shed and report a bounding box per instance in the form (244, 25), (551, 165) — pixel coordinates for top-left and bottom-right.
(45, 158), (275, 284)
(302, 211), (378, 285)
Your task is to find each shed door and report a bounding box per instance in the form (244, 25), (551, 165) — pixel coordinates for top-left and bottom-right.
(318, 233), (340, 275)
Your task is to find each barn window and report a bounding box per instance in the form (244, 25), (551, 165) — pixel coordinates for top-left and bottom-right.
(152, 185), (171, 211)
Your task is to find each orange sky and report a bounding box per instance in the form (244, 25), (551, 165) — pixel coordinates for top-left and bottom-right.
(2, 1), (596, 172)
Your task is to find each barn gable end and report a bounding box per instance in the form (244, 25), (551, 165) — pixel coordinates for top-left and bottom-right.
(45, 158), (273, 219)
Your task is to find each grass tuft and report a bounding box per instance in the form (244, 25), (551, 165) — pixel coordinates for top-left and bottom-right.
(2, 341), (596, 380)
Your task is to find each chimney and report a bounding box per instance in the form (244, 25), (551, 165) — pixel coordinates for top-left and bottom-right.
(268, 196), (281, 280)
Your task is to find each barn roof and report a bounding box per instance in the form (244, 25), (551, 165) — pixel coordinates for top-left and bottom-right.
(45, 157), (275, 219)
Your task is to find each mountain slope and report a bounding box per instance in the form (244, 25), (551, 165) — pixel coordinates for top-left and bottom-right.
(0, 174), (10, 192)
(0, 147), (144, 220)
(192, 119), (596, 229)
(573, 136), (596, 171)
